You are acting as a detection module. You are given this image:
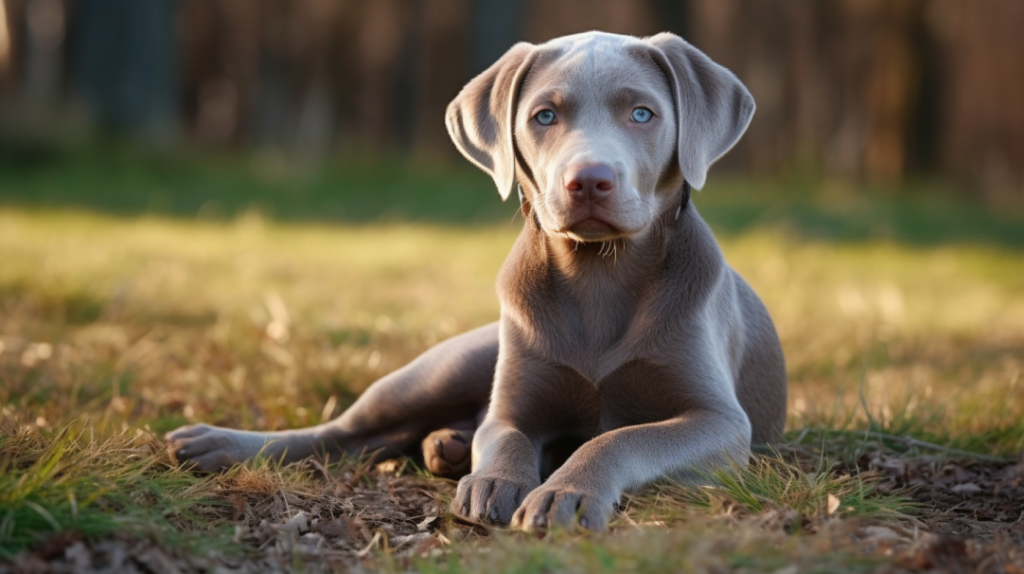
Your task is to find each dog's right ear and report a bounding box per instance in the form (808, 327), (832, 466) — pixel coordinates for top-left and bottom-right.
(446, 43), (537, 201)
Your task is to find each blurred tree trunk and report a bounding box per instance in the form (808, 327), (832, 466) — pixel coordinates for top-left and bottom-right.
(70, 0), (177, 139)
(22, 0), (65, 113)
(351, 0), (407, 153)
(906, 1), (943, 178)
(471, 0), (522, 74)
(651, 0), (689, 36)
(0, 0), (14, 92)
(410, 0), (471, 161)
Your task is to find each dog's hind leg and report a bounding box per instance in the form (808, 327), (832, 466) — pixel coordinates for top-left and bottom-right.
(167, 322), (499, 472)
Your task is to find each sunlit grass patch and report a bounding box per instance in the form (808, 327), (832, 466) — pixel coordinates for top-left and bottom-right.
(622, 451), (917, 529)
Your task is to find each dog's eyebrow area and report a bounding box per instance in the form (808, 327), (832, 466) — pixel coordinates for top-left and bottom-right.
(521, 86), (662, 121)
(607, 87), (662, 113)
(522, 90), (576, 116)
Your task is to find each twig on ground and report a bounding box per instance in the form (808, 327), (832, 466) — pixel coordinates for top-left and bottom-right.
(857, 431), (1007, 463)
(793, 428), (1007, 463)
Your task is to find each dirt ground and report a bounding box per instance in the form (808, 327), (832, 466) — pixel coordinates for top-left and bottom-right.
(4, 447), (1023, 574)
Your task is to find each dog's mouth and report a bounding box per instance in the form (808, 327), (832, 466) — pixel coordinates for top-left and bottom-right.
(559, 217), (626, 242)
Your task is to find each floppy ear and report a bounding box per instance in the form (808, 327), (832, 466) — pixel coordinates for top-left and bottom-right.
(646, 33), (755, 190)
(446, 43), (537, 201)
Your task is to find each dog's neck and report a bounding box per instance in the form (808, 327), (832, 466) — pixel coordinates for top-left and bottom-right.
(544, 227), (668, 284)
(498, 200), (724, 367)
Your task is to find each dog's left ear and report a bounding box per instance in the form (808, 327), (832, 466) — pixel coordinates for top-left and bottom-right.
(645, 33), (755, 190)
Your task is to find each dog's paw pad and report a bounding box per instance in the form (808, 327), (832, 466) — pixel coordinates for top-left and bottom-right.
(422, 428), (473, 477)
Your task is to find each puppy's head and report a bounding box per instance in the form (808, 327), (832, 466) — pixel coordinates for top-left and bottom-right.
(447, 31), (755, 243)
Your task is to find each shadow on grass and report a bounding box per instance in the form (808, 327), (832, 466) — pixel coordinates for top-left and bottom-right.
(1, 144), (1023, 248)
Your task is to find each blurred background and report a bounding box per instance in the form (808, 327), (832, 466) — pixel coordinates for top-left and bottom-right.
(0, 0), (1023, 232)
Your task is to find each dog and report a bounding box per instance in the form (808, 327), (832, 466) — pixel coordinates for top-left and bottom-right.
(167, 31), (786, 533)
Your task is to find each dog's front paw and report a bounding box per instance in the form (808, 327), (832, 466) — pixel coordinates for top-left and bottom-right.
(165, 424), (268, 472)
(452, 473), (537, 525)
(511, 483), (617, 533)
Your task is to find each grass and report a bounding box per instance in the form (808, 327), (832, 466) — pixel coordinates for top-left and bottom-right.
(640, 455), (918, 522)
(0, 154), (1023, 571)
(0, 423), (240, 560)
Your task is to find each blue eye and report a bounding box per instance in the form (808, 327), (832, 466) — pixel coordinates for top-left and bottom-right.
(535, 110), (556, 125)
(631, 107), (653, 123)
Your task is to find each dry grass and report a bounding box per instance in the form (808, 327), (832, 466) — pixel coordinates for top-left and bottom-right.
(1, 207), (1023, 572)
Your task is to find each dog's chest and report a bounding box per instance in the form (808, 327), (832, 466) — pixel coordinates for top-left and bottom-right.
(533, 291), (668, 383)
(538, 357), (696, 436)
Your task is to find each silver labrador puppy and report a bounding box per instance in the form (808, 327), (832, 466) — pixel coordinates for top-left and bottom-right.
(167, 31), (787, 533)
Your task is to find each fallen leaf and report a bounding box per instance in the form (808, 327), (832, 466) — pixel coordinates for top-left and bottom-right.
(949, 483), (981, 494)
(859, 526), (904, 542)
(827, 493), (841, 515)
(391, 532), (433, 549)
(417, 515), (438, 531)
(278, 511), (310, 535)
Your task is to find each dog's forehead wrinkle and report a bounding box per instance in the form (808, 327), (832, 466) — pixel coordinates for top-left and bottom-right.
(531, 35), (654, 96)
(544, 30), (647, 59)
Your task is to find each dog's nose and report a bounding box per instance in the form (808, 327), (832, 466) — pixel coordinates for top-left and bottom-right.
(564, 164), (615, 200)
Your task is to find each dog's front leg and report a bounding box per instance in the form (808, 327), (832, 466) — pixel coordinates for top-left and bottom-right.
(451, 342), (585, 525)
(451, 418), (542, 524)
(512, 407), (752, 532)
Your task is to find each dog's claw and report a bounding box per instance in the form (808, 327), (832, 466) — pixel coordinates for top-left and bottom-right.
(514, 484), (615, 533)
(165, 424), (275, 473)
(453, 474), (534, 525)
